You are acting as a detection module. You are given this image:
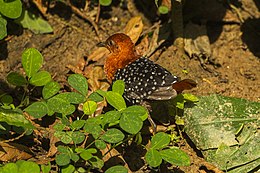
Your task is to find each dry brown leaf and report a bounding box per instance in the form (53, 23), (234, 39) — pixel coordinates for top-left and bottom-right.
(102, 145), (130, 171)
(0, 142), (33, 162)
(85, 65), (106, 91)
(124, 16), (144, 44)
(88, 47), (109, 62)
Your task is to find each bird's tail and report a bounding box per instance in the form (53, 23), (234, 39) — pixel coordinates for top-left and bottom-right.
(172, 79), (197, 93)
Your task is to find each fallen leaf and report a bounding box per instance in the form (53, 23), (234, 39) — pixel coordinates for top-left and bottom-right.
(124, 16), (144, 44)
(0, 142), (33, 162)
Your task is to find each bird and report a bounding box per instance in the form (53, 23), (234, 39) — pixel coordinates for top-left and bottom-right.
(98, 33), (197, 130)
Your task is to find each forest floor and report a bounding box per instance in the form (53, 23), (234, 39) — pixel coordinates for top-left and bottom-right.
(0, 0), (259, 172)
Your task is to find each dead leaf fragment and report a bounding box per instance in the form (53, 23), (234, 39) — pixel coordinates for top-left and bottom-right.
(124, 16), (144, 44)
(0, 142), (33, 162)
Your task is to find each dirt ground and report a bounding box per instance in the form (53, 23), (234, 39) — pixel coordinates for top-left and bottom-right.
(0, 0), (259, 172)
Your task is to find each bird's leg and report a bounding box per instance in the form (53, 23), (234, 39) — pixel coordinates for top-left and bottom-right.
(141, 101), (157, 134)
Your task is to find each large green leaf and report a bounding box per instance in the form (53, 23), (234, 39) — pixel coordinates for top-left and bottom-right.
(145, 149), (162, 167)
(47, 93), (74, 115)
(119, 112), (143, 134)
(0, 0), (22, 19)
(184, 94), (260, 172)
(100, 128), (124, 143)
(18, 161), (40, 173)
(42, 81), (60, 99)
(160, 148), (190, 166)
(68, 74), (88, 96)
(22, 48), (43, 78)
(24, 101), (48, 118)
(0, 107), (34, 129)
(105, 91), (126, 111)
(112, 80), (125, 95)
(6, 72), (27, 86)
(15, 10), (53, 34)
(150, 132), (170, 150)
(29, 71), (52, 86)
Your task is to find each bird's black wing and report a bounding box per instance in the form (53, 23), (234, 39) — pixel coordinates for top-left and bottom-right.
(114, 57), (179, 104)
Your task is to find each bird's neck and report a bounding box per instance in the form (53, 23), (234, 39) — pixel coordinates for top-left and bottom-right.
(104, 50), (140, 82)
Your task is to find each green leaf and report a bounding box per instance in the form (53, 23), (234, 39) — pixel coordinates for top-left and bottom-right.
(102, 111), (121, 125)
(29, 71), (52, 86)
(184, 94), (259, 149)
(151, 132), (171, 150)
(15, 10), (53, 34)
(41, 163), (51, 173)
(53, 123), (66, 131)
(0, 95), (13, 105)
(71, 131), (85, 144)
(160, 148), (190, 166)
(119, 113), (143, 134)
(96, 90), (106, 97)
(42, 81), (60, 99)
(56, 153), (70, 166)
(68, 74), (88, 96)
(6, 72), (27, 86)
(184, 94), (260, 172)
(145, 149), (162, 167)
(105, 91), (126, 111)
(100, 128), (124, 143)
(80, 150), (93, 161)
(70, 120), (85, 130)
(105, 165), (128, 173)
(0, 107), (34, 129)
(1, 163), (18, 173)
(18, 161), (40, 173)
(158, 5), (169, 14)
(0, 0), (22, 19)
(0, 16), (7, 39)
(183, 93), (199, 102)
(61, 132), (73, 144)
(24, 101), (48, 118)
(99, 0), (112, 6)
(70, 153), (79, 162)
(67, 92), (86, 104)
(57, 145), (69, 154)
(89, 156), (104, 169)
(61, 164), (75, 173)
(47, 93), (71, 114)
(112, 80), (125, 95)
(122, 105), (148, 121)
(22, 48), (43, 78)
(84, 119), (102, 139)
(88, 92), (104, 102)
(83, 101), (97, 115)
(95, 140), (107, 150)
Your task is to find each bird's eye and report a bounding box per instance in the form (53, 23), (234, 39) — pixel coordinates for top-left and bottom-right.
(107, 40), (115, 47)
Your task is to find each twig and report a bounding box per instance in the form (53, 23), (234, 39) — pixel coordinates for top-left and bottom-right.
(95, 2), (101, 23)
(0, 130), (27, 143)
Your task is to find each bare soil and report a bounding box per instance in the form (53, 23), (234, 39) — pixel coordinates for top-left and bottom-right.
(0, 0), (259, 172)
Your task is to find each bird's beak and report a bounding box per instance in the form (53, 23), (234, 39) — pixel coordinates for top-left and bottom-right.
(96, 42), (106, 47)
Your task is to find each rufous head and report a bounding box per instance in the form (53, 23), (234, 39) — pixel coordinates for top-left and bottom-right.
(98, 33), (135, 54)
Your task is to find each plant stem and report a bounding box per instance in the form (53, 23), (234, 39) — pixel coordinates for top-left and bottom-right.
(171, 0), (184, 50)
